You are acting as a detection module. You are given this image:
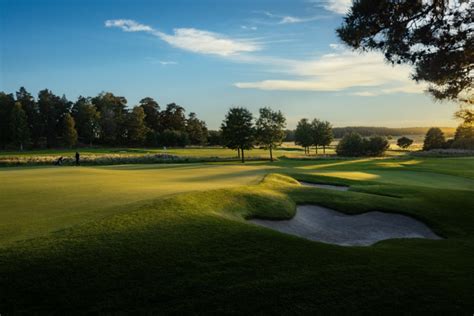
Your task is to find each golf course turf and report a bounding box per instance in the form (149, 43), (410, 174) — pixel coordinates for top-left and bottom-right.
(1, 156), (473, 313)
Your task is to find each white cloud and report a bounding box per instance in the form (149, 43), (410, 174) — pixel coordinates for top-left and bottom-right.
(234, 46), (427, 95)
(262, 11), (325, 24)
(351, 91), (377, 97)
(158, 61), (177, 65)
(323, 0), (352, 14)
(307, 0), (351, 15)
(241, 25), (258, 31)
(105, 19), (153, 32)
(105, 19), (261, 56)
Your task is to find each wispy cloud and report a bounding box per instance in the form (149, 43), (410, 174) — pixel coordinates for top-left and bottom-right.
(105, 19), (261, 56)
(261, 11), (326, 24)
(309, 0), (352, 15)
(158, 60), (178, 66)
(241, 25), (258, 31)
(234, 45), (427, 95)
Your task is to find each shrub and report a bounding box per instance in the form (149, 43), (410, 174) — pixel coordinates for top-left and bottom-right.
(336, 133), (389, 157)
(336, 132), (365, 156)
(423, 127), (445, 150)
(364, 136), (389, 156)
(397, 136), (413, 149)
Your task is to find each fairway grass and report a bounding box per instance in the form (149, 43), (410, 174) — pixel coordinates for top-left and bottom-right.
(1, 157), (474, 313)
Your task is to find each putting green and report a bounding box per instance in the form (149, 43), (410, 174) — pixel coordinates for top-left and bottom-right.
(0, 163), (276, 245)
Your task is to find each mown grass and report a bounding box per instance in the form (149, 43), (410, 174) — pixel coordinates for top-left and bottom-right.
(1, 157), (473, 313)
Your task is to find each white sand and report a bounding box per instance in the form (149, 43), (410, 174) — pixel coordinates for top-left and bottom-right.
(249, 205), (441, 246)
(299, 181), (349, 191)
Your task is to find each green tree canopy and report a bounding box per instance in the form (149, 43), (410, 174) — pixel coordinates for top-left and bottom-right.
(255, 107), (286, 161)
(423, 127), (446, 150)
(72, 96), (100, 145)
(9, 102), (30, 151)
(397, 136), (414, 149)
(91, 92), (127, 144)
(16, 87), (40, 145)
(127, 106), (148, 146)
(63, 113), (78, 148)
(38, 89), (71, 148)
(221, 107), (255, 163)
(139, 97), (161, 132)
(186, 112), (208, 146)
(160, 103), (186, 132)
(319, 120), (333, 154)
(295, 118), (313, 155)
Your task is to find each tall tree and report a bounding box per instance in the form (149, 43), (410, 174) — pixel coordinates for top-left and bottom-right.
(160, 103), (186, 132)
(0, 92), (15, 149)
(255, 107), (286, 161)
(127, 106), (148, 146)
(311, 119), (323, 155)
(72, 96), (100, 145)
(38, 89), (70, 148)
(295, 118), (313, 155)
(337, 0), (473, 102)
(186, 112), (208, 146)
(319, 120), (334, 154)
(16, 87), (40, 146)
(221, 107), (255, 163)
(423, 127), (446, 150)
(139, 97), (161, 132)
(9, 102), (30, 151)
(91, 92), (128, 144)
(63, 113), (78, 148)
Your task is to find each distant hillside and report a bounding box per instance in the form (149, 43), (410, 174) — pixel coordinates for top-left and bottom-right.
(332, 127), (456, 138)
(284, 126), (456, 141)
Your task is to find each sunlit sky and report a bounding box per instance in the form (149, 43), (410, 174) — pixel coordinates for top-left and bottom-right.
(0, 0), (458, 129)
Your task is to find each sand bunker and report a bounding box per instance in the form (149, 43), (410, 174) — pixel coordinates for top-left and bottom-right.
(299, 181), (349, 191)
(249, 205), (441, 246)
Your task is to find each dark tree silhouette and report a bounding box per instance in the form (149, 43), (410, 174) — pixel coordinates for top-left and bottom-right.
(337, 0), (473, 102)
(423, 127), (446, 150)
(9, 102), (30, 151)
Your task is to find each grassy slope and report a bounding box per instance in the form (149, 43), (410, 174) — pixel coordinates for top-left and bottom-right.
(1, 158), (474, 313)
(0, 163), (273, 245)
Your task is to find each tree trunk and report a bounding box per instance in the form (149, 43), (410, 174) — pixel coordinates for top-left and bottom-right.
(237, 148), (240, 159)
(323, 146), (326, 154)
(270, 146), (273, 162)
(20, 143), (23, 151)
(315, 146), (318, 155)
(241, 147), (245, 163)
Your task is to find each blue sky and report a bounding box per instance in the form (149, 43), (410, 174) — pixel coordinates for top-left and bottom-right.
(0, 0), (457, 129)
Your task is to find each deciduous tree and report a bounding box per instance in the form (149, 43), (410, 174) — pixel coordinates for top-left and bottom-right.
(295, 118), (313, 155)
(9, 102), (30, 151)
(221, 107), (255, 163)
(63, 113), (78, 148)
(423, 127), (446, 150)
(255, 107), (286, 161)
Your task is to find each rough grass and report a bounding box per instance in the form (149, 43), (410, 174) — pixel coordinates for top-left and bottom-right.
(1, 157), (474, 313)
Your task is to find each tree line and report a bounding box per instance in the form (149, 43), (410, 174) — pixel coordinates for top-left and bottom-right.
(294, 118), (333, 155)
(1, 87), (209, 150)
(423, 126), (474, 151)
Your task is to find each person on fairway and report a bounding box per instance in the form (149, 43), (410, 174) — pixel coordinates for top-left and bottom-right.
(75, 152), (80, 166)
(54, 157), (63, 166)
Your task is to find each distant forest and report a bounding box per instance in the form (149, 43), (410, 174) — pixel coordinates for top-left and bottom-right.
(285, 126), (455, 142)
